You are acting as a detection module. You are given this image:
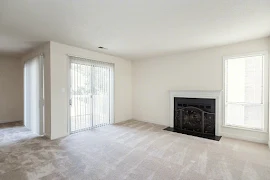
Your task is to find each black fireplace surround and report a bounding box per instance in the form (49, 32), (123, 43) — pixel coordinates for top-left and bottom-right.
(164, 97), (221, 141)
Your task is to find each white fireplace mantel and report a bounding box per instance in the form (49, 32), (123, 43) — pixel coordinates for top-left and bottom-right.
(169, 90), (222, 136)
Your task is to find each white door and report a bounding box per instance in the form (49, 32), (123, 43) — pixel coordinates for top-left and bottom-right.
(24, 55), (44, 135)
(69, 57), (114, 133)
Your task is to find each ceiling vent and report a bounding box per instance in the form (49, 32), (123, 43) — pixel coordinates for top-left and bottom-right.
(98, 46), (107, 50)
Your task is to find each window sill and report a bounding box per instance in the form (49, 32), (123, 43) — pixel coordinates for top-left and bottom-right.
(222, 125), (268, 133)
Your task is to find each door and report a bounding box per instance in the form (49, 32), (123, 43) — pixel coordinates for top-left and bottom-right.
(69, 57), (114, 133)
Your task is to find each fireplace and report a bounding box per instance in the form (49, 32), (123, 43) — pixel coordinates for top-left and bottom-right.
(165, 90), (222, 141)
(174, 97), (215, 134)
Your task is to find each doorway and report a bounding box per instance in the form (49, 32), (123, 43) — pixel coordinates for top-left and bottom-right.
(69, 56), (114, 133)
(24, 55), (44, 135)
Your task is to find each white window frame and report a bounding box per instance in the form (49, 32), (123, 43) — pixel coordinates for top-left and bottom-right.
(223, 51), (269, 132)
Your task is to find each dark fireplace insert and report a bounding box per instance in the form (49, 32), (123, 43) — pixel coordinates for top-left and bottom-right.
(164, 97), (221, 141)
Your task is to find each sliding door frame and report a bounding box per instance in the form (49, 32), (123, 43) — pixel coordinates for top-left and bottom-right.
(67, 55), (115, 135)
(67, 56), (72, 135)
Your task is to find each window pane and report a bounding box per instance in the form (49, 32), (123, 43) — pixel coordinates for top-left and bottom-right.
(225, 104), (245, 126)
(244, 105), (263, 129)
(225, 104), (263, 129)
(244, 56), (263, 103)
(226, 56), (263, 104)
(226, 58), (245, 102)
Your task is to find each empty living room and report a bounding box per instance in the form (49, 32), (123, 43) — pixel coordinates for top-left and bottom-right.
(1, 1), (270, 180)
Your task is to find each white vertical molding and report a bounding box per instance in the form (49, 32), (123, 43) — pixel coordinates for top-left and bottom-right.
(66, 55), (71, 135)
(38, 55), (44, 135)
(268, 36), (270, 148)
(110, 65), (115, 124)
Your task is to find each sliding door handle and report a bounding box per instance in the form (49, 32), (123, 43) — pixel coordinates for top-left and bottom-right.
(69, 99), (72, 106)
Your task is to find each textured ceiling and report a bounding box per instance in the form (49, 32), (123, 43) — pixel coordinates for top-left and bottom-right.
(0, 0), (270, 60)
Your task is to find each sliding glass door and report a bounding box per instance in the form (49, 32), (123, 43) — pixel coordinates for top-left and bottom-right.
(69, 57), (114, 133)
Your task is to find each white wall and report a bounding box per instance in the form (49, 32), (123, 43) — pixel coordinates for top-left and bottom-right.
(0, 56), (23, 123)
(132, 37), (269, 144)
(21, 43), (51, 137)
(50, 42), (132, 139)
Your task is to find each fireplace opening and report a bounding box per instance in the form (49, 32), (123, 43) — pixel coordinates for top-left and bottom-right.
(164, 97), (221, 141)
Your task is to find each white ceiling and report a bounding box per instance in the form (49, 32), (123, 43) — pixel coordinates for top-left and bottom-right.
(0, 0), (270, 60)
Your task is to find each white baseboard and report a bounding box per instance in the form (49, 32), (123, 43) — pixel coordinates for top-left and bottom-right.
(44, 133), (51, 140)
(133, 118), (168, 126)
(118, 119), (269, 145)
(114, 119), (133, 124)
(220, 132), (268, 144)
(0, 120), (23, 124)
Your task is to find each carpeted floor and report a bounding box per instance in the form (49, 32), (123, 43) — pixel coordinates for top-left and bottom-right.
(0, 120), (270, 180)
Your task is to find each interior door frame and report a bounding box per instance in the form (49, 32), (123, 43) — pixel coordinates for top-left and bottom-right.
(23, 54), (44, 135)
(38, 55), (45, 135)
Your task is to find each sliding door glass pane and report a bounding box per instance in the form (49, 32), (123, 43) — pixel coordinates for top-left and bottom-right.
(92, 65), (110, 127)
(70, 62), (93, 132)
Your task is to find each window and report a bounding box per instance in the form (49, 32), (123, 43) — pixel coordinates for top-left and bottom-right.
(224, 52), (268, 131)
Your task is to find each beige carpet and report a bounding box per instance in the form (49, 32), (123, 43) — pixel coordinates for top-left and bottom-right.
(0, 120), (270, 180)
